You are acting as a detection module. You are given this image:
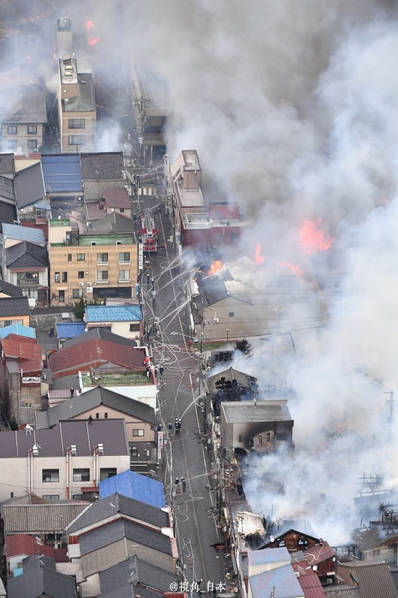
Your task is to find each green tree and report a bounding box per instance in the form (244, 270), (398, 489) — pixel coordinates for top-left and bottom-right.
(73, 297), (87, 321)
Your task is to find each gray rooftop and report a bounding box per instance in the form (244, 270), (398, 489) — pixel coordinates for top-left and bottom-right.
(44, 387), (155, 428)
(2, 222), (45, 245)
(0, 296), (30, 317)
(6, 242), (49, 269)
(0, 174), (15, 202)
(79, 517), (172, 556)
(66, 492), (169, 534)
(99, 555), (177, 595)
(7, 554), (77, 598)
(80, 152), (124, 181)
(0, 279), (23, 298)
(63, 326), (132, 348)
(88, 212), (133, 234)
(221, 400), (292, 423)
(62, 73), (96, 113)
(0, 153), (15, 176)
(0, 419), (129, 458)
(14, 162), (45, 208)
(1, 501), (88, 534)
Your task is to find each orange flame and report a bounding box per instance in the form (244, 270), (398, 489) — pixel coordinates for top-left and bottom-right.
(280, 261), (303, 278)
(85, 19), (95, 31)
(88, 37), (100, 46)
(255, 243), (265, 264)
(208, 260), (223, 276)
(299, 219), (333, 255)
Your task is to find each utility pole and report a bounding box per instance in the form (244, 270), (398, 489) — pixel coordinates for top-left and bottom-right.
(384, 391), (394, 423)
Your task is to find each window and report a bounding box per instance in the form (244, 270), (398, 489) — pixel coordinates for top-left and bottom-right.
(27, 139), (37, 150)
(104, 412), (108, 419)
(62, 272), (68, 283)
(68, 118), (85, 129)
(27, 125), (37, 134)
(96, 413), (99, 419)
(97, 252), (108, 264)
(8, 140), (17, 150)
(7, 125), (17, 134)
(119, 270), (130, 282)
(68, 135), (85, 146)
(132, 429), (144, 437)
(72, 288), (82, 299)
(97, 270), (108, 281)
(21, 401), (32, 407)
(130, 323), (140, 332)
(42, 469), (59, 482)
(120, 208), (124, 213)
(119, 252), (130, 263)
(58, 290), (65, 302)
(228, 312), (234, 317)
(67, 254), (72, 261)
(100, 468), (117, 480)
(73, 468), (90, 482)
(54, 272), (60, 283)
(42, 494), (60, 501)
(78, 271), (85, 279)
(0, 319), (22, 328)
(77, 253), (85, 261)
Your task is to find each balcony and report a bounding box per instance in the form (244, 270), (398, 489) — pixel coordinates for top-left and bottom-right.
(17, 273), (40, 286)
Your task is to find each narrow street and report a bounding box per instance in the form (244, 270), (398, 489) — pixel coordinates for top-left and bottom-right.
(138, 198), (229, 590)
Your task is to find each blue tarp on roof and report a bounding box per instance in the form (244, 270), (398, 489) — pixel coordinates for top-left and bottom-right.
(56, 322), (86, 340)
(99, 470), (165, 509)
(85, 305), (142, 323)
(0, 323), (36, 339)
(41, 154), (82, 193)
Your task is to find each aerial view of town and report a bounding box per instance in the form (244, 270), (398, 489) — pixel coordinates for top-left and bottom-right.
(0, 0), (397, 596)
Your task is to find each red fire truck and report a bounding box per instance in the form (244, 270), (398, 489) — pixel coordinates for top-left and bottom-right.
(140, 211), (158, 252)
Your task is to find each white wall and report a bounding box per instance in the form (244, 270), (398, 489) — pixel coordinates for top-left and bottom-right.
(111, 321), (141, 340)
(0, 455), (130, 502)
(81, 384), (157, 409)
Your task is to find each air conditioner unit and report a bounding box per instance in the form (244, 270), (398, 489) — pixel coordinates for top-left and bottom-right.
(79, 282), (84, 287)
(213, 317), (219, 323)
(70, 444), (77, 456)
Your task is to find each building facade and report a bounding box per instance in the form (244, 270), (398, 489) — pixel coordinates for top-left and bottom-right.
(48, 219), (137, 305)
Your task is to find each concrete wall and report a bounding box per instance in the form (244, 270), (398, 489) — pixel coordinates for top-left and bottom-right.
(222, 419), (293, 450)
(0, 315), (30, 327)
(72, 404), (155, 442)
(1, 123), (44, 154)
(0, 454), (130, 502)
(60, 110), (96, 154)
(81, 384), (157, 410)
(86, 321), (141, 341)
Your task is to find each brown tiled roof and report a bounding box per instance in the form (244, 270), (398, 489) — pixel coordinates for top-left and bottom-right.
(102, 189), (130, 209)
(1, 338), (41, 361)
(49, 339), (146, 377)
(338, 562), (398, 598)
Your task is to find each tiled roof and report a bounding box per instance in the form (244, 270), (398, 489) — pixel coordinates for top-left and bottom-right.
(6, 241), (48, 268)
(0, 323), (36, 339)
(56, 322), (85, 339)
(62, 73), (95, 113)
(63, 327), (132, 348)
(87, 211), (133, 234)
(99, 555), (177, 595)
(0, 419), (129, 458)
(0, 280), (23, 298)
(66, 492), (169, 534)
(7, 555), (77, 598)
(19, 358), (42, 373)
(86, 200), (103, 221)
(2, 84), (47, 125)
(99, 470), (165, 509)
(79, 517), (172, 556)
(2, 502), (88, 534)
(5, 534), (67, 562)
(0, 153), (15, 175)
(339, 562), (398, 598)
(1, 337), (41, 361)
(80, 152), (124, 180)
(2, 223), (45, 245)
(14, 162), (45, 209)
(102, 188), (130, 209)
(41, 154), (82, 193)
(49, 339), (146, 376)
(0, 173), (15, 201)
(297, 571), (326, 598)
(46, 386), (156, 427)
(85, 304), (142, 322)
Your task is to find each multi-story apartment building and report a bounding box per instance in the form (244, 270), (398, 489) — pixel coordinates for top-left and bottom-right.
(1, 84), (47, 154)
(58, 57), (96, 152)
(48, 219), (137, 305)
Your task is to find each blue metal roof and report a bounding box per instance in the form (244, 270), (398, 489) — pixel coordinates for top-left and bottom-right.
(41, 154), (82, 193)
(85, 305), (142, 323)
(56, 322), (86, 339)
(249, 563), (303, 598)
(2, 223), (45, 245)
(0, 323), (36, 339)
(99, 470), (165, 509)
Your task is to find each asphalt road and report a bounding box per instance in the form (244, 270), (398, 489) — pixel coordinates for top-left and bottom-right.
(139, 200), (229, 593)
